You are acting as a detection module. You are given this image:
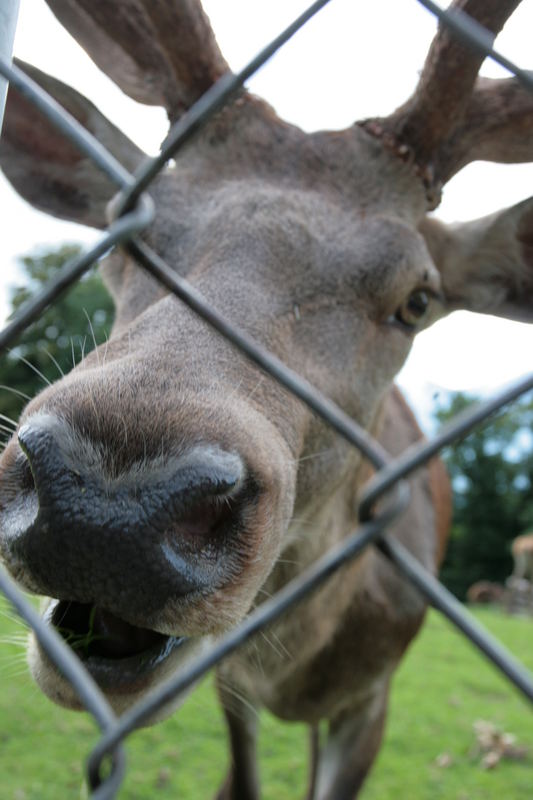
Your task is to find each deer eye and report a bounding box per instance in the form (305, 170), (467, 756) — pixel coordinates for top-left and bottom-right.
(394, 289), (431, 329)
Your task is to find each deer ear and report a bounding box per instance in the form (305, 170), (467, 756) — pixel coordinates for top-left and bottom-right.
(420, 197), (533, 323)
(0, 59), (146, 229)
(45, 0), (228, 120)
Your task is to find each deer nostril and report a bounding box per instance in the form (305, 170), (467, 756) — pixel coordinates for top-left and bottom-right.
(17, 418), (73, 509)
(2, 414), (251, 614)
(160, 447), (244, 512)
(18, 413), (243, 488)
(16, 416), (246, 517)
(19, 451), (36, 494)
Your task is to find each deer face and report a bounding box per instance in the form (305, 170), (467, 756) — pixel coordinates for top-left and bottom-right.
(0, 114), (440, 711)
(0, 2), (532, 716)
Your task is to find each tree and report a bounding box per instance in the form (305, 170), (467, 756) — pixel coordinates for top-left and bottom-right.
(0, 245), (115, 432)
(435, 392), (533, 600)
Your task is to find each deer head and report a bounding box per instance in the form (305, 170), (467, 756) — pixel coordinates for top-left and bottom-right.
(0, 0), (531, 723)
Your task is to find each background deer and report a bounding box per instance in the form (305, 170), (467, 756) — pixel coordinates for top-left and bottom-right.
(505, 533), (533, 617)
(511, 533), (533, 583)
(0, 1), (532, 797)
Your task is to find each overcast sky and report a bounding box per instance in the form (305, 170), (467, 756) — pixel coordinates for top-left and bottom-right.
(2, 0), (533, 428)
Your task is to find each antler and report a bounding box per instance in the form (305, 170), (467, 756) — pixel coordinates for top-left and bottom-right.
(360, 0), (533, 205)
(45, 0), (228, 119)
(439, 76), (533, 178)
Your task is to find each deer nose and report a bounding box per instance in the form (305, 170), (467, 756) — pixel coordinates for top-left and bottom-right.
(2, 416), (245, 618)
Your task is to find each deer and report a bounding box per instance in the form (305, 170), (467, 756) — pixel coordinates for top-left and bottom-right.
(0, 1), (532, 797)
(466, 580), (505, 605)
(510, 533), (533, 583)
(505, 533), (533, 616)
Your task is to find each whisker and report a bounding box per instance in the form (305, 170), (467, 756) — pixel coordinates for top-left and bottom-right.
(0, 384), (31, 402)
(243, 639), (265, 677)
(71, 337), (77, 369)
(102, 331), (110, 366)
(0, 412), (18, 428)
(0, 663), (31, 681)
(0, 634), (29, 647)
(222, 377), (244, 407)
(0, 651), (28, 663)
(87, 390), (102, 440)
(267, 629), (292, 660)
(12, 618), (31, 632)
(245, 376), (264, 403)
(0, 651), (29, 664)
(0, 606), (31, 627)
(217, 678), (259, 721)
(255, 587), (274, 600)
(10, 353), (52, 387)
(289, 448), (334, 465)
(259, 629), (289, 662)
(83, 309), (100, 365)
(110, 409), (129, 457)
(39, 346), (65, 378)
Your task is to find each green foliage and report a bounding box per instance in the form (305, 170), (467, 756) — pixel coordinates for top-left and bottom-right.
(435, 392), (533, 600)
(0, 245), (115, 430)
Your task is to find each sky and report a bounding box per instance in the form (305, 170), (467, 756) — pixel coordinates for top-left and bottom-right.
(2, 0), (533, 430)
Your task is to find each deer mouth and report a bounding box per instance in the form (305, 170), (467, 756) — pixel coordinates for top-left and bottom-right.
(44, 599), (186, 691)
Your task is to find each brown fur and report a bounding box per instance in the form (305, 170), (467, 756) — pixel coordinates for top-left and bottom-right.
(0, 3), (532, 797)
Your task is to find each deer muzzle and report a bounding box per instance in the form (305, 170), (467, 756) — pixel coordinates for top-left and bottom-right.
(2, 414), (246, 613)
(0, 410), (274, 708)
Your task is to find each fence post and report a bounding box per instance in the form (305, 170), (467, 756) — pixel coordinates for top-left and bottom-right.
(0, 0), (19, 133)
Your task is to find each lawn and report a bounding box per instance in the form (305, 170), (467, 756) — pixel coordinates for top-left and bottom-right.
(0, 601), (531, 799)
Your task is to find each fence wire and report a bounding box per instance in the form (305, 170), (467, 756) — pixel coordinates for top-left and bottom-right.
(0, 1), (532, 797)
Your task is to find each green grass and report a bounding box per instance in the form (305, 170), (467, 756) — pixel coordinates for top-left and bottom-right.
(0, 602), (531, 799)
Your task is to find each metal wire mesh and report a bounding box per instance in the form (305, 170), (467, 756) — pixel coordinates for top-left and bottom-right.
(0, 1), (532, 797)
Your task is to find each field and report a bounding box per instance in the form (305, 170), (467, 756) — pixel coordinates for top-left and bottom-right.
(0, 601), (531, 799)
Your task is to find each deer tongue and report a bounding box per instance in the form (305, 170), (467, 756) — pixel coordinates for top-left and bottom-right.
(90, 607), (165, 659)
(51, 600), (167, 660)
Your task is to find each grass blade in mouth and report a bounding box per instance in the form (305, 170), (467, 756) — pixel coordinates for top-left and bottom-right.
(51, 601), (169, 660)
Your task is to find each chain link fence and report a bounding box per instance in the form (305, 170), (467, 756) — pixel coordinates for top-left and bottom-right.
(0, 1), (532, 797)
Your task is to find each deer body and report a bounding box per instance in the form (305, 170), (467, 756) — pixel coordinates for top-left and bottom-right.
(0, 2), (532, 797)
(511, 533), (533, 582)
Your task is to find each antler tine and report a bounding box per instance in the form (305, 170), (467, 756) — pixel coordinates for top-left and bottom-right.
(438, 75), (533, 182)
(137, 0), (228, 110)
(361, 0), (523, 204)
(45, 0), (228, 119)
